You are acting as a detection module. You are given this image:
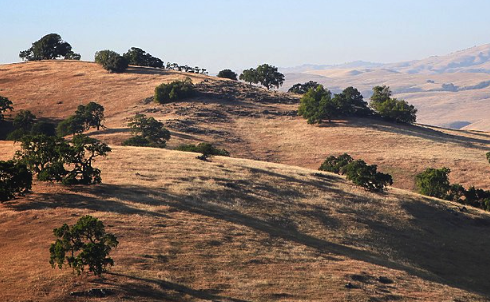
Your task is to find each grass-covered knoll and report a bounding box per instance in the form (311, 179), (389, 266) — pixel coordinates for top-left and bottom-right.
(0, 144), (489, 301)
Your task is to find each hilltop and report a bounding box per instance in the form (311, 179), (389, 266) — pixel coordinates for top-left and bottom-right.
(282, 44), (490, 130)
(1, 144), (490, 301)
(1, 61), (490, 192)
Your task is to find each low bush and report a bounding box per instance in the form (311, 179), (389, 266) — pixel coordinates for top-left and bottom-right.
(217, 69), (238, 80)
(154, 78), (194, 104)
(176, 143), (230, 157)
(415, 167), (451, 199)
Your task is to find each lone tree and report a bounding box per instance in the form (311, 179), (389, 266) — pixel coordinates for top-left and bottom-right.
(0, 96), (13, 121)
(369, 85), (417, 123)
(50, 215), (118, 276)
(255, 64), (285, 90)
(75, 102), (105, 131)
(0, 160), (32, 202)
(415, 167), (451, 199)
(298, 85), (336, 124)
(288, 81), (320, 94)
(95, 50), (128, 73)
(123, 114), (171, 148)
(217, 69), (238, 80)
(19, 33), (80, 61)
(319, 153), (354, 174)
(123, 47), (164, 68)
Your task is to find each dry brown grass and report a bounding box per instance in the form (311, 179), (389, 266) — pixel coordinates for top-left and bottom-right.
(1, 144), (490, 301)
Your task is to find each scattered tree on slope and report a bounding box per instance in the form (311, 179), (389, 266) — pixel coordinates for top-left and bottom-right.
(19, 33), (80, 61)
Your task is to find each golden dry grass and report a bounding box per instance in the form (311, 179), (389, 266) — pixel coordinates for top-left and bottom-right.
(1, 144), (490, 301)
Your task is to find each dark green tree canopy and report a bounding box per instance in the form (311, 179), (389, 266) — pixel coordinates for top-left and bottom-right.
(342, 159), (393, 192)
(415, 167), (451, 199)
(95, 50), (129, 73)
(124, 114), (171, 148)
(50, 215), (118, 276)
(154, 78), (194, 104)
(319, 153), (354, 174)
(297, 85), (335, 124)
(239, 68), (258, 85)
(0, 96), (14, 121)
(13, 110), (36, 130)
(0, 160), (32, 202)
(369, 86), (417, 123)
(333, 86), (371, 116)
(255, 64), (285, 90)
(217, 69), (238, 80)
(176, 143), (230, 157)
(123, 47), (164, 68)
(288, 81), (320, 94)
(75, 102), (105, 131)
(19, 33), (80, 61)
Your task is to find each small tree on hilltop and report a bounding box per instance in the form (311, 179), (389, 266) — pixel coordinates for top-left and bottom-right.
(217, 69), (238, 80)
(0, 160), (32, 202)
(50, 215), (118, 276)
(333, 86), (371, 116)
(369, 85), (417, 123)
(255, 64), (285, 90)
(19, 33), (80, 61)
(0, 96), (14, 121)
(123, 47), (164, 68)
(415, 167), (451, 199)
(298, 85), (336, 124)
(95, 50), (128, 73)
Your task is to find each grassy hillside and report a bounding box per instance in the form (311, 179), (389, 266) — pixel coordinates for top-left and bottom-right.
(1, 144), (490, 301)
(2, 61), (490, 192)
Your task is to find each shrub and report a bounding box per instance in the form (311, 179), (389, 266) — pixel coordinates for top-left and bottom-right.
(176, 143), (230, 157)
(217, 69), (238, 80)
(415, 167), (451, 199)
(0, 160), (32, 202)
(319, 153), (353, 173)
(126, 114), (170, 148)
(50, 215), (118, 276)
(19, 33), (80, 61)
(154, 78), (194, 104)
(342, 160), (393, 192)
(95, 50), (128, 72)
(298, 85), (335, 124)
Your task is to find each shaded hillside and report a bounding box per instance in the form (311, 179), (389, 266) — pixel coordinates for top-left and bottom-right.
(1, 144), (490, 301)
(1, 61), (490, 192)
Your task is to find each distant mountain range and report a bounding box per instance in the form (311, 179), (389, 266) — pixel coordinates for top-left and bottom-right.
(281, 44), (490, 130)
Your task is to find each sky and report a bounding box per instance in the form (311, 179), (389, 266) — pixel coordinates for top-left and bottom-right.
(1, 0), (490, 73)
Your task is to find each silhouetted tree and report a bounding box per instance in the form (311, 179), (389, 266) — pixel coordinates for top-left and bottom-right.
(239, 68), (259, 85)
(342, 159), (393, 192)
(255, 64), (285, 90)
(298, 85), (336, 123)
(0, 160), (32, 202)
(0, 96), (13, 121)
(288, 81), (320, 94)
(217, 69), (238, 80)
(123, 47), (163, 68)
(95, 50), (128, 73)
(19, 33), (80, 61)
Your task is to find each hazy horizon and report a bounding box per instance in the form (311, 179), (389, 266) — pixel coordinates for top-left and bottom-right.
(2, 0), (490, 73)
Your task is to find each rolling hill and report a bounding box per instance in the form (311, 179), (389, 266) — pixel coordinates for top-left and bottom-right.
(1, 61), (490, 301)
(1, 144), (490, 301)
(282, 44), (490, 131)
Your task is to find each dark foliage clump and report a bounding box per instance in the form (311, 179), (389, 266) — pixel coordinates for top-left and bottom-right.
(154, 78), (194, 104)
(342, 160), (393, 192)
(95, 50), (128, 73)
(123, 114), (170, 148)
(19, 33), (80, 61)
(176, 143), (230, 157)
(319, 153), (353, 173)
(288, 81), (320, 94)
(0, 160), (32, 202)
(217, 69), (238, 80)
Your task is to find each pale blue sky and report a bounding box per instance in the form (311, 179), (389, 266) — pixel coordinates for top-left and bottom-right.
(1, 0), (490, 73)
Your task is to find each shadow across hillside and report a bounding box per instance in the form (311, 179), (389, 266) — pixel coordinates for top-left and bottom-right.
(9, 175), (490, 297)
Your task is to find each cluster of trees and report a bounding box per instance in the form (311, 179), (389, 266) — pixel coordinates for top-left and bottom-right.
(298, 85), (417, 124)
(57, 102), (105, 137)
(154, 78), (194, 104)
(123, 114), (171, 148)
(416, 167), (490, 211)
(217, 69), (238, 80)
(319, 153), (393, 192)
(50, 215), (118, 276)
(19, 33), (81, 61)
(288, 81), (320, 94)
(239, 64), (285, 90)
(166, 63), (207, 75)
(7, 110), (56, 140)
(123, 47), (163, 68)
(298, 86), (370, 124)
